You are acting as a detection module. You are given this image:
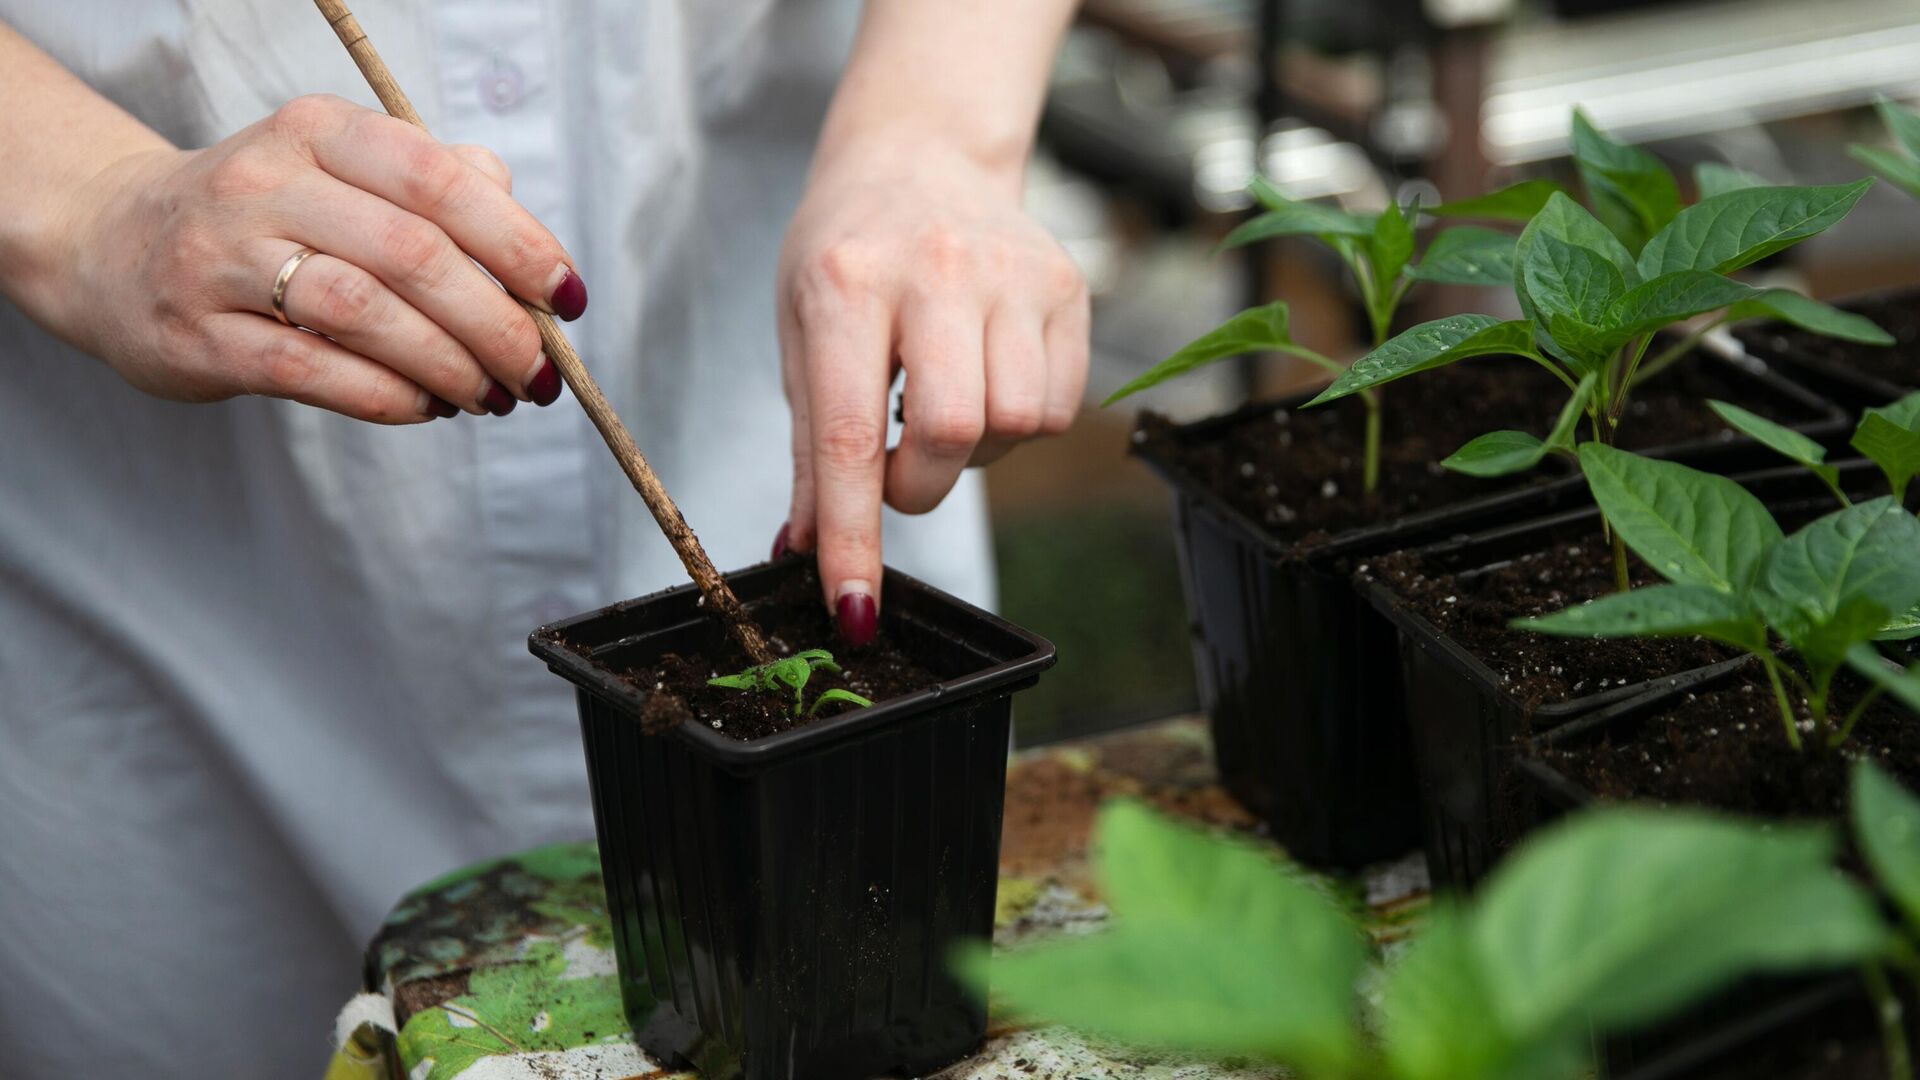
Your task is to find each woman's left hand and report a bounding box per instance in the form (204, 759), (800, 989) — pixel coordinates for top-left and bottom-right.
(775, 138), (1089, 641)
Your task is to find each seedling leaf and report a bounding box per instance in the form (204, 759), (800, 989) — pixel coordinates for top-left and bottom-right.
(1599, 270), (1755, 351)
(1578, 444), (1782, 591)
(1515, 194), (1639, 331)
(1851, 391), (1920, 500)
(1706, 399), (1838, 490)
(807, 688), (873, 715)
(1367, 198), (1417, 302)
(1877, 98), (1920, 159)
(1306, 315), (1528, 406)
(1851, 760), (1920, 931)
(1220, 203), (1377, 250)
(1571, 108), (1681, 253)
(1636, 181), (1872, 278)
(1407, 227), (1519, 286)
(1754, 498), (1920, 666)
(1104, 302), (1295, 405)
(1726, 289), (1893, 345)
(1849, 644), (1920, 712)
(1444, 373), (1596, 477)
(1428, 179), (1567, 221)
(1472, 808), (1885, 1039)
(1514, 583), (1768, 653)
(706, 673), (758, 690)
(1693, 162), (1766, 200)
(1851, 143), (1920, 201)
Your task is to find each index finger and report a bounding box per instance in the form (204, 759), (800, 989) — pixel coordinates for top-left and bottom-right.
(298, 102), (587, 320)
(798, 288), (894, 645)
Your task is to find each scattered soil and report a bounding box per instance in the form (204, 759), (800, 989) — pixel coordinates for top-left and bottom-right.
(1737, 291), (1920, 394)
(1533, 665), (1920, 819)
(610, 563), (940, 742)
(1135, 349), (1820, 549)
(1363, 538), (1734, 709)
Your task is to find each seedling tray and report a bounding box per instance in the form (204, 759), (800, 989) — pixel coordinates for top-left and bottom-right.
(1135, 356), (1841, 869)
(529, 560), (1055, 1080)
(1366, 464), (1877, 889)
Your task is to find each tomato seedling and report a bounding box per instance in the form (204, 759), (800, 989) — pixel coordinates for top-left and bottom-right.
(707, 649), (874, 718)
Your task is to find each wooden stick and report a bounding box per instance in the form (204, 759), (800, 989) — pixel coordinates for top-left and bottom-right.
(312, 0), (773, 665)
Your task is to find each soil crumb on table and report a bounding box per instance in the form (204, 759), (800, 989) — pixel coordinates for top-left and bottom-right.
(1365, 538), (1732, 709)
(1134, 351), (1816, 550)
(613, 563), (939, 742)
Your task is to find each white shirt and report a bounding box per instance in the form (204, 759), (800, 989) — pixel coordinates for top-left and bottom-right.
(0, 2), (994, 1075)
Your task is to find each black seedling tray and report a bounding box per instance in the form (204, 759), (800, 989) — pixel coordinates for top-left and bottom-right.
(1730, 286), (1920, 409)
(529, 560), (1055, 1080)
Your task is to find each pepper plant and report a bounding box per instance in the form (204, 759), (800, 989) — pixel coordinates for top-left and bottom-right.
(1102, 172), (1554, 495)
(1307, 113), (1890, 588)
(707, 649), (873, 717)
(1513, 444), (1920, 750)
(958, 799), (1883, 1080)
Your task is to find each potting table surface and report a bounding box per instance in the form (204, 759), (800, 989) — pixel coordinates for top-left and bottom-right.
(326, 717), (1431, 1080)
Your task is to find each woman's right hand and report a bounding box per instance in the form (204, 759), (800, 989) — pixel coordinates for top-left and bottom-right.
(41, 93), (587, 422)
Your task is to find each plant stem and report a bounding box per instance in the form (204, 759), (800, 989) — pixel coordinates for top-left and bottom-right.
(1362, 391), (1382, 495)
(1610, 527), (1630, 594)
(1629, 316), (1731, 391)
(1759, 654), (1804, 752)
(1822, 474), (1856, 509)
(1867, 963), (1912, 1080)
(1833, 687), (1887, 750)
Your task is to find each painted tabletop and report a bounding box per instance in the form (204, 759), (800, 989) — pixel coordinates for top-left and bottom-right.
(326, 718), (1431, 1080)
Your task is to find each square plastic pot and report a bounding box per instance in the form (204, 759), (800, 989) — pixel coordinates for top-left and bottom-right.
(1133, 356), (1842, 869)
(528, 561), (1055, 1080)
(1730, 287), (1919, 409)
(1366, 466), (1871, 889)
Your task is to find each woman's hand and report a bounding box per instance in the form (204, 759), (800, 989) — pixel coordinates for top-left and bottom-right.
(775, 138), (1089, 640)
(40, 93), (587, 422)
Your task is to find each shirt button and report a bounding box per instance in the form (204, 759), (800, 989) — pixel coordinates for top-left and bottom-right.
(478, 55), (525, 114)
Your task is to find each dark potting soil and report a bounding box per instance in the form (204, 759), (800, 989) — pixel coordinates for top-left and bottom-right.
(1136, 350), (1816, 549)
(1363, 538), (1734, 709)
(1740, 293), (1920, 393)
(1677, 992), (1891, 1080)
(1535, 665), (1920, 820)
(613, 564), (940, 742)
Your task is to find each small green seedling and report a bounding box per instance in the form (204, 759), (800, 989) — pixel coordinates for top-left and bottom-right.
(707, 649), (874, 718)
(1850, 98), (1920, 201)
(957, 798), (1883, 1080)
(1514, 445), (1920, 751)
(1102, 172), (1554, 495)
(1306, 110), (1889, 588)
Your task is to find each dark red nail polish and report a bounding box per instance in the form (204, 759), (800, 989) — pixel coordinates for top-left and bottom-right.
(426, 395), (459, 419)
(551, 269), (588, 321)
(771, 523), (791, 560)
(836, 592), (877, 647)
(482, 383), (517, 416)
(528, 358), (562, 406)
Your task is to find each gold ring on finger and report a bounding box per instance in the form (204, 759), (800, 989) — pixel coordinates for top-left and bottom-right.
(271, 247), (321, 329)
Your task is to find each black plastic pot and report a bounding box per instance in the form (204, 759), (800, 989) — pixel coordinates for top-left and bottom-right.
(1367, 466), (1873, 889)
(529, 561), (1055, 1080)
(1729, 287), (1920, 409)
(1137, 358), (1842, 869)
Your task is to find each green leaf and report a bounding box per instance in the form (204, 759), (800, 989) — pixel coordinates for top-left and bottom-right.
(1103, 302), (1293, 405)
(1513, 583), (1768, 653)
(1755, 498), (1920, 666)
(1472, 808), (1885, 1041)
(1571, 108), (1681, 253)
(1221, 203), (1378, 250)
(1443, 373), (1596, 477)
(1524, 231), (1629, 327)
(1707, 399), (1838, 490)
(1849, 644), (1920, 711)
(1407, 227), (1518, 286)
(1305, 315), (1528, 406)
(1515, 194), (1639, 327)
(1380, 905), (1586, 1080)
(1728, 289), (1894, 346)
(1881, 603), (1920, 642)
(1852, 759), (1920, 929)
(958, 801), (1367, 1073)
(1851, 143), (1920, 201)
(1368, 198), (1416, 300)
(1600, 270), (1756, 348)
(1637, 181), (1872, 278)
(1877, 98), (1920, 159)
(1578, 443), (1783, 591)
(1852, 391), (1920, 500)
(707, 673), (757, 690)
(1694, 162), (1767, 200)
(1429, 179), (1568, 220)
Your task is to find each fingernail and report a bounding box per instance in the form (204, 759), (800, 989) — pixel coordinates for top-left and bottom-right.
(481, 382), (517, 416)
(546, 264), (588, 321)
(526, 354), (562, 406)
(835, 584), (877, 647)
(771, 523), (791, 560)
(426, 395), (460, 419)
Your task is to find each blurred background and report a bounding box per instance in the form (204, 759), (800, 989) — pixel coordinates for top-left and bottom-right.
(988, 0), (1920, 743)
